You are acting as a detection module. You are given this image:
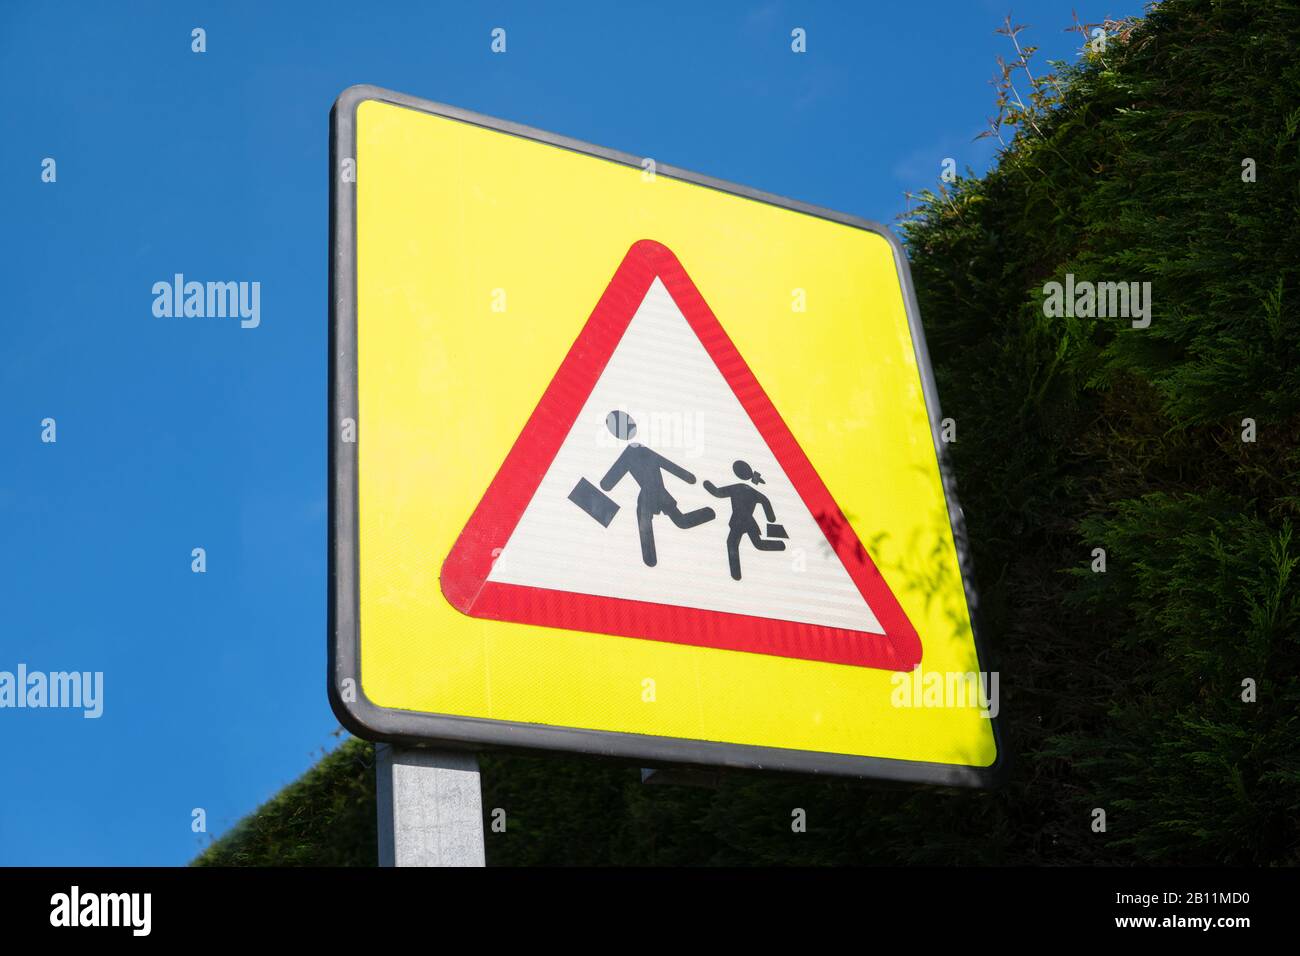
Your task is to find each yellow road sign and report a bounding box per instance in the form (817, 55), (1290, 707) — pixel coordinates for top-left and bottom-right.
(329, 85), (1002, 785)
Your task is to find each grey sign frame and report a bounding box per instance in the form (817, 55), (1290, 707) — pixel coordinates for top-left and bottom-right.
(329, 84), (1006, 788)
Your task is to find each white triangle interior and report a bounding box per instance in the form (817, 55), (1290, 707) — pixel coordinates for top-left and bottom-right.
(486, 278), (885, 636)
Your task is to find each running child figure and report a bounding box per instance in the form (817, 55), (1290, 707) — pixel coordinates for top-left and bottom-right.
(703, 460), (786, 581)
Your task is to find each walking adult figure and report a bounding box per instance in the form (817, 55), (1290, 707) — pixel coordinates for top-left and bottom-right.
(599, 410), (715, 567)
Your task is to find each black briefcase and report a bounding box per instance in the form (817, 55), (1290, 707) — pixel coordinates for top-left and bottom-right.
(569, 477), (620, 527)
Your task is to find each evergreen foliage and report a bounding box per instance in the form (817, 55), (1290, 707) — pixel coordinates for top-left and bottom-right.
(195, 737), (378, 866)
(196, 0), (1299, 866)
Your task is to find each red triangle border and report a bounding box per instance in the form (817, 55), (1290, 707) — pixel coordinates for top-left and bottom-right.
(440, 240), (922, 671)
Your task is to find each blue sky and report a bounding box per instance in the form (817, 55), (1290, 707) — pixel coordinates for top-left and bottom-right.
(0, 0), (1146, 865)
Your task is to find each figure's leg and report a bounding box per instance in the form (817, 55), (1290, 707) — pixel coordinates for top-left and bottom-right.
(637, 499), (657, 567)
(746, 526), (786, 552)
(662, 496), (715, 529)
(726, 527), (744, 581)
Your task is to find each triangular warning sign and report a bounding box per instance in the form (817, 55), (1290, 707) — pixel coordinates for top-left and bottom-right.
(441, 240), (922, 670)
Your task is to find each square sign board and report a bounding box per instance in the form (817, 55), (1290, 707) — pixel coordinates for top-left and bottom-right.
(329, 85), (1003, 786)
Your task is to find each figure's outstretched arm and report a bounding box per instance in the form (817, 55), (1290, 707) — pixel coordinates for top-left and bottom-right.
(600, 448), (632, 491)
(703, 480), (723, 497)
(654, 451), (696, 484)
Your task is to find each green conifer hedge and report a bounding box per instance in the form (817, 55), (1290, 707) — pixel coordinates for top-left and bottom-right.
(197, 0), (1299, 866)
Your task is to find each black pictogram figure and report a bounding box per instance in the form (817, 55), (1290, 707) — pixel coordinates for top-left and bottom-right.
(704, 460), (787, 581)
(597, 411), (715, 567)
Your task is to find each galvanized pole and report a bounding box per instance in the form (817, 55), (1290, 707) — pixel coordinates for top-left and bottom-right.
(376, 744), (485, 867)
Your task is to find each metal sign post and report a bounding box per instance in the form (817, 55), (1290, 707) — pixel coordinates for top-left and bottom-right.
(376, 744), (485, 867)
